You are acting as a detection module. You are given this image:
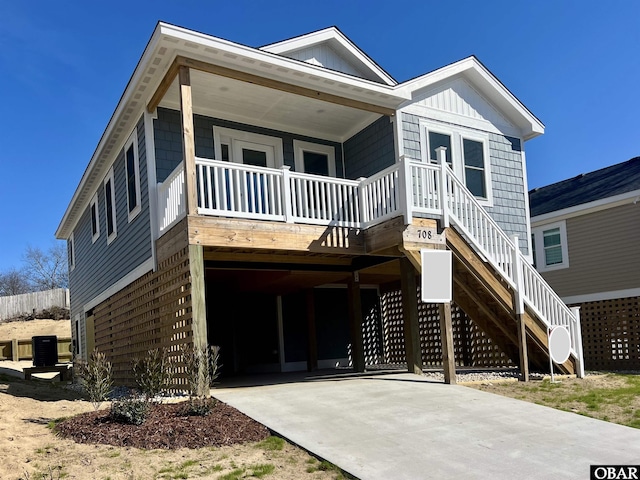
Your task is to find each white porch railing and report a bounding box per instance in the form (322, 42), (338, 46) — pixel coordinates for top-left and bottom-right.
(158, 163), (186, 233)
(157, 155), (583, 376)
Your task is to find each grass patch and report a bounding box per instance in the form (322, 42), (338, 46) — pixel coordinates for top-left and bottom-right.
(218, 468), (245, 480)
(249, 463), (275, 478)
(467, 373), (640, 428)
(256, 436), (284, 451)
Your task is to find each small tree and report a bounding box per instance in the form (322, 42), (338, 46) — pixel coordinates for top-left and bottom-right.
(78, 350), (113, 410)
(132, 348), (174, 401)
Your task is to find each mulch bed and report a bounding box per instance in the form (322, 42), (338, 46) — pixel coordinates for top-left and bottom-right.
(55, 400), (270, 449)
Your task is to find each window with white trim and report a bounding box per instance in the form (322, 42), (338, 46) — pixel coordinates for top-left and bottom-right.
(90, 193), (100, 243)
(293, 140), (336, 176)
(421, 122), (492, 205)
(104, 167), (117, 244)
(531, 221), (569, 271)
(125, 131), (141, 221)
(68, 233), (75, 271)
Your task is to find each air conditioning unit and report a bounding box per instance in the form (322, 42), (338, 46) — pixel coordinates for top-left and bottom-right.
(32, 336), (58, 367)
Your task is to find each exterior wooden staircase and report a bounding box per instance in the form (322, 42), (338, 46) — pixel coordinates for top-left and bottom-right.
(400, 156), (584, 376)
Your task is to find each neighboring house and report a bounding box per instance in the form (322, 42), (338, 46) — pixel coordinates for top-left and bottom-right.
(56, 23), (584, 386)
(529, 157), (640, 370)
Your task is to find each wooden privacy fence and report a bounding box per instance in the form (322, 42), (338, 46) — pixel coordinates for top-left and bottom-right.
(0, 288), (70, 320)
(0, 337), (72, 362)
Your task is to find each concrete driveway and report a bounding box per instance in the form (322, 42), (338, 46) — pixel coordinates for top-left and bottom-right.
(213, 372), (640, 480)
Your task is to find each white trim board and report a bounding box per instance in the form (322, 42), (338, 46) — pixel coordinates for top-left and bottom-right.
(563, 287), (640, 306)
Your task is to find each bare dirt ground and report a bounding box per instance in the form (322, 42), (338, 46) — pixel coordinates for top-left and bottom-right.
(0, 320), (351, 480)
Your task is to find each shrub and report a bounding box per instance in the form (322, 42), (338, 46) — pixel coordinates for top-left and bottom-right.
(132, 348), (174, 401)
(181, 344), (222, 415)
(77, 349), (113, 410)
(109, 395), (149, 425)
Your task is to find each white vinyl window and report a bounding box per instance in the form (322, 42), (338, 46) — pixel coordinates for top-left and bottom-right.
(124, 130), (141, 221)
(420, 121), (493, 205)
(293, 140), (336, 176)
(531, 221), (569, 271)
(90, 193), (100, 243)
(104, 167), (117, 244)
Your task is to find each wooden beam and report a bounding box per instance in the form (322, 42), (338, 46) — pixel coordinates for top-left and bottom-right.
(516, 313), (530, 382)
(188, 216), (365, 254)
(202, 250), (353, 267)
(438, 302), (457, 385)
(400, 257), (423, 374)
(347, 274), (365, 372)
(176, 56), (395, 117)
(306, 289), (318, 372)
(189, 244), (208, 395)
(147, 58), (181, 113)
(179, 66), (198, 216)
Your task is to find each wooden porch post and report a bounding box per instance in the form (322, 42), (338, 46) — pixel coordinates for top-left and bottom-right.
(438, 302), (457, 385)
(189, 244), (208, 395)
(347, 273), (365, 373)
(306, 289), (318, 372)
(179, 66), (198, 216)
(400, 257), (423, 374)
(511, 235), (529, 382)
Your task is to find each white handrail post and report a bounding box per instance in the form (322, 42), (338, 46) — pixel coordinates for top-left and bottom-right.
(436, 147), (449, 228)
(399, 156), (413, 225)
(281, 165), (293, 223)
(357, 177), (367, 228)
(510, 235), (524, 314)
(571, 306), (585, 378)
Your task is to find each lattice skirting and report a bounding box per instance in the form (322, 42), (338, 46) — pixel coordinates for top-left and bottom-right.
(375, 288), (512, 368)
(93, 237), (194, 388)
(576, 296), (640, 371)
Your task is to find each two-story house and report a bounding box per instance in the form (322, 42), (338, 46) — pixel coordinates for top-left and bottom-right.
(529, 157), (640, 371)
(56, 23), (584, 387)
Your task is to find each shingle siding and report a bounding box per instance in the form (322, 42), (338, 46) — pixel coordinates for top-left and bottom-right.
(154, 107), (344, 182)
(401, 115), (530, 254)
(68, 116), (152, 318)
(343, 116), (395, 179)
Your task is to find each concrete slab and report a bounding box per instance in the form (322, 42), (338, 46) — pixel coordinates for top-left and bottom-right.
(213, 372), (640, 480)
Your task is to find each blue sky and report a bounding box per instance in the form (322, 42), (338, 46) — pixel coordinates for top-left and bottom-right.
(0, 0), (638, 272)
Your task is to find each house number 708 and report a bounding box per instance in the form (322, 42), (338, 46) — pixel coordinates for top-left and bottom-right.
(417, 229), (433, 240)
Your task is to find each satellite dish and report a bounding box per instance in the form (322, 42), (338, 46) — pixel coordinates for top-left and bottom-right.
(549, 326), (571, 364)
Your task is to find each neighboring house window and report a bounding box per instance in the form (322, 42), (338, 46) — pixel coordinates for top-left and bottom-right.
(90, 193), (100, 243)
(104, 167), (117, 244)
(68, 233), (75, 271)
(531, 221), (569, 271)
(293, 140), (336, 176)
(125, 131), (141, 221)
(421, 122), (492, 205)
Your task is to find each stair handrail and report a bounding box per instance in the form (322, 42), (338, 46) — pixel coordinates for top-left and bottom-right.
(435, 150), (583, 373)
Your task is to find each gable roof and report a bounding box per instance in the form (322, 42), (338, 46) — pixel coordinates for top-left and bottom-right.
(260, 26), (396, 86)
(396, 56), (544, 140)
(529, 156), (640, 217)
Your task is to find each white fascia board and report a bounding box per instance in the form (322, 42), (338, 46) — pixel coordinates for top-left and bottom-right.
(531, 189), (640, 226)
(260, 27), (397, 86)
(395, 57), (544, 140)
(56, 25), (165, 240)
(158, 24), (404, 101)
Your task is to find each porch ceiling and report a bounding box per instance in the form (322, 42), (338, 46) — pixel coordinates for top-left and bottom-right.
(159, 70), (383, 142)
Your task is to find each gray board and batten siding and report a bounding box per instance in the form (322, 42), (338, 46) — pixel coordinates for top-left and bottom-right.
(538, 202), (640, 299)
(68, 116), (152, 318)
(401, 112), (530, 255)
(154, 107), (346, 183)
